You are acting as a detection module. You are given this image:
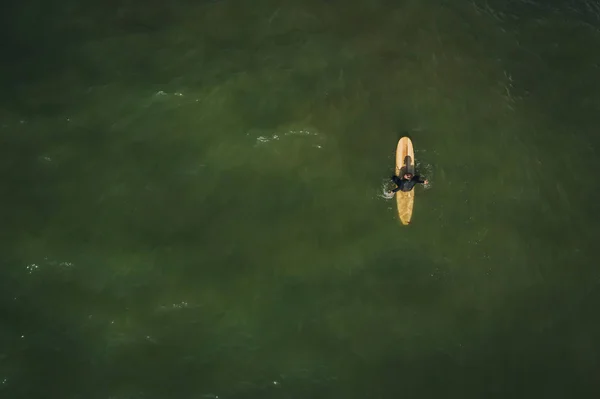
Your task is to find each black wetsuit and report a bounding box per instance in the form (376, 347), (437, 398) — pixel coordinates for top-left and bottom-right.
(391, 175), (425, 192)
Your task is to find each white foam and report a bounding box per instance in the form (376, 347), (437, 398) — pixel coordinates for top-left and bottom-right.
(26, 263), (39, 274)
(26, 258), (74, 274)
(154, 90), (184, 97)
(252, 127), (322, 147)
(379, 180), (395, 200)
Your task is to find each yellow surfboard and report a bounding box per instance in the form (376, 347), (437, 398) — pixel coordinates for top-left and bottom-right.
(395, 137), (415, 225)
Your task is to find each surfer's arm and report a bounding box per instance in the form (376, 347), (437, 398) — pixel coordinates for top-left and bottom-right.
(413, 175), (427, 184)
(388, 176), (401, 193)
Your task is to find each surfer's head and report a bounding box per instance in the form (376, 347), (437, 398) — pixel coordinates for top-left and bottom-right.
(403, 173), (413, 179)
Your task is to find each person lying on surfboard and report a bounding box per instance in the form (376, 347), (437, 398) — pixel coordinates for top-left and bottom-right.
(388, 173), (428, 194)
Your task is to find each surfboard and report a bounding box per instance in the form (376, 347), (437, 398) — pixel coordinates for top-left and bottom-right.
(395, 137), (415, 225)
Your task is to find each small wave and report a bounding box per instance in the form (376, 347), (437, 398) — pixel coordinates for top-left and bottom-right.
(156, 301), (192, 312)
(154, 90), (184, 97)
(285, 129), (318, 137)
(255, 134), (280, 145)
(25, 258), (74, 275)
(250, 127), (322, 148)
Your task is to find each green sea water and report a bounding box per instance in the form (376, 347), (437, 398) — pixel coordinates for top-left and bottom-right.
(1, 0), (600, 398)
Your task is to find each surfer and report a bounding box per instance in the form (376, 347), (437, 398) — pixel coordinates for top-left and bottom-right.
(388, 173), (428, 194)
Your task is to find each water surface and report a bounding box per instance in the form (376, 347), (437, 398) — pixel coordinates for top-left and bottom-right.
(1, 0), (600, 398)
